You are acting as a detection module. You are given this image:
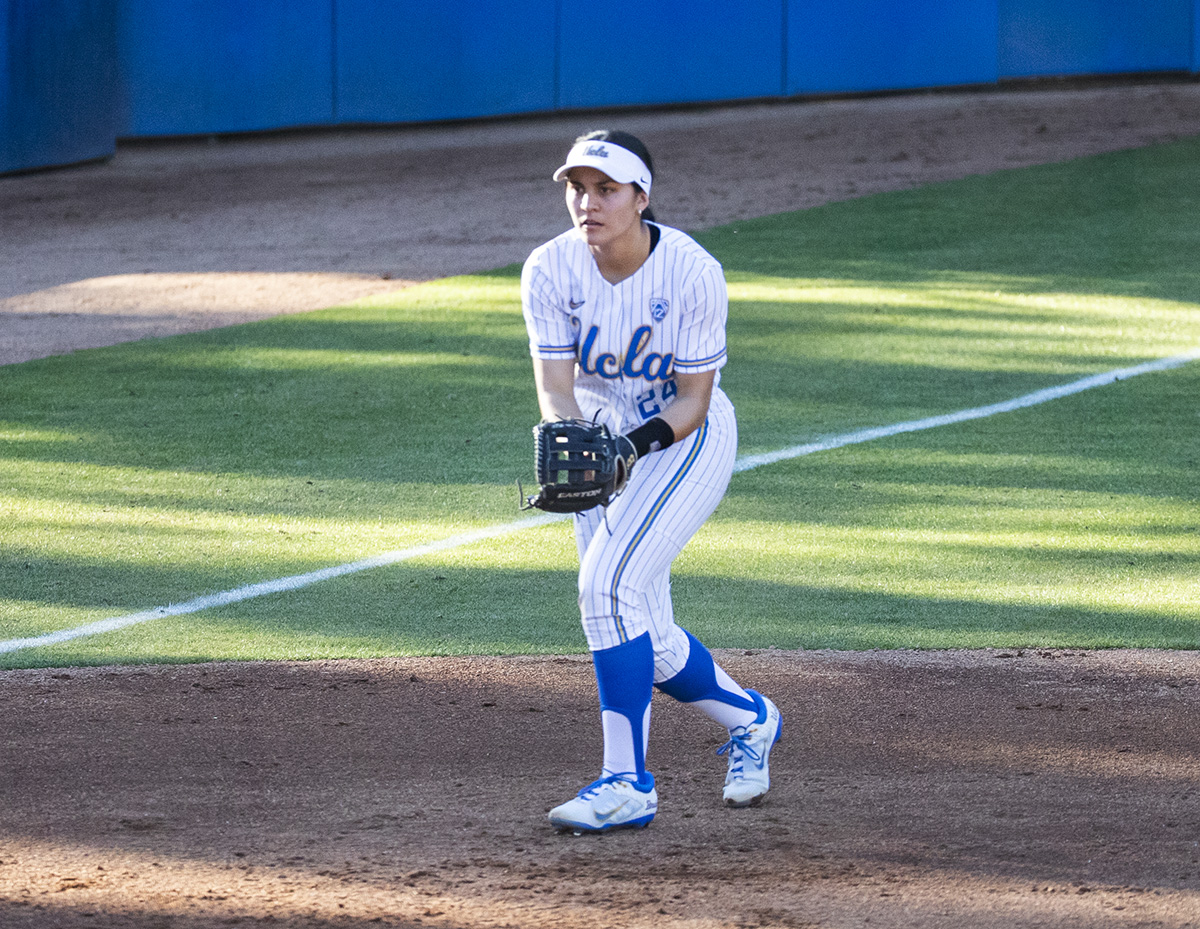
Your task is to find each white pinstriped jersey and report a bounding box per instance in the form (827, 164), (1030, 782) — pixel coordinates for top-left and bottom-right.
(521, 223), (729, 434)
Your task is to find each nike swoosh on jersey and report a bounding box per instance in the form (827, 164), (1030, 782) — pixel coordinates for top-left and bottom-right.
(569, 298), (585, 309)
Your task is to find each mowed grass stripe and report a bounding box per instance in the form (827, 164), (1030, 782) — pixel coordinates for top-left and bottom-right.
(2, 352), (1195, 657)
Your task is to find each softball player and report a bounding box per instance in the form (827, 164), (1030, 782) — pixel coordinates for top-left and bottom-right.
(521, 130), (782, 832)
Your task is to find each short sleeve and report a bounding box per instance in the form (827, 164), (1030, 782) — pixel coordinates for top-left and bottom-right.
(672, 258), (728, 373)
(521, 246), (578, 361)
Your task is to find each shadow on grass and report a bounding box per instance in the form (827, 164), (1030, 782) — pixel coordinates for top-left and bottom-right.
(697, 136), (1200, 299)
(2, 139), (1200, 666)
(1, 295), (1193, 486)
(3, 358), (1197, 663)
(674, 575), (1200, 651)
(4, 551), (1197, 671)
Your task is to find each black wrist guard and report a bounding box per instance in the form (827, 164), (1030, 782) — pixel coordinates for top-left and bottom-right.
(626, 417), (675, 458)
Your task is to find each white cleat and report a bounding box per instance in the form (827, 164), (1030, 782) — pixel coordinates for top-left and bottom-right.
(719, 691), (782, 808)
(548, 773), (658, 833)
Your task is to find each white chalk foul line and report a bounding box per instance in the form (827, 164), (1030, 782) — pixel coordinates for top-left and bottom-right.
(3, 350), (1197, 656)
(0, 511), (566, 655)
(734, 351), (1200, 472)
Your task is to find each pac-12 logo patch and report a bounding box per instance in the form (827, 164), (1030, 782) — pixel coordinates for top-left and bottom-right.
(649, 297), (669, 321)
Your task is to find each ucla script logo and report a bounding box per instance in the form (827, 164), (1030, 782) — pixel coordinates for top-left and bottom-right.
(579, 325), (673, 381)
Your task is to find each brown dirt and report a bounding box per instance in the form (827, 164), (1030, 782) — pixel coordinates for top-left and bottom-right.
(2, 80), (1200, 928)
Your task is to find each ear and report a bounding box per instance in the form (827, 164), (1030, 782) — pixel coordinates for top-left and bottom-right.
(636, 189), (650, 214)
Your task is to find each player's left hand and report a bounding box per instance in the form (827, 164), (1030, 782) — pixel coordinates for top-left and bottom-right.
(522, 419), (636, 513)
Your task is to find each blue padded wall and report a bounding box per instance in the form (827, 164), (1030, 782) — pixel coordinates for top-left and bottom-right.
(1195, 0), (1200, 72)
(115, 0), (334, 136)
(788, 0), (999, 94)
(7, 1), (1199, 172)
(1, 0), (118, 174)
(998, 0), (1194, 77)
(334, 0), (557, 123)
(558, 0), (785, 108)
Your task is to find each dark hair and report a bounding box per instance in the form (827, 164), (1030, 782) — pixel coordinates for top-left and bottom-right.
(576, 129), (657, 223)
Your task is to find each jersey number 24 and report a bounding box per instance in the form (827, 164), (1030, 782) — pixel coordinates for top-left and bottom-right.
(637, 379), (678, 420)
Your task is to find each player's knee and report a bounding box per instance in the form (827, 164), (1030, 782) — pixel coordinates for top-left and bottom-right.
(577, 573), (616, 617)
(580, 612), (647, 652)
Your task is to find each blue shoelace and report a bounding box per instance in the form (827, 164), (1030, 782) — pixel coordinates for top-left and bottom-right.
(717, 730), (763, 774)
(577, 773), (643, 798)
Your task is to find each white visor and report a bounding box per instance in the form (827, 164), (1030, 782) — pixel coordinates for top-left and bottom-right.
(552, 140), (652, 196)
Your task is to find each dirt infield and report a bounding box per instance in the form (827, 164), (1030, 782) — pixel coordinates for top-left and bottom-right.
(3, 651), (1200, 928)
(3, 80), (1200, 928)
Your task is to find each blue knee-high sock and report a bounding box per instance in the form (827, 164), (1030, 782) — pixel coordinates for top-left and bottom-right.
(592, 632), (654, 785)
(655, 629), (760, 722)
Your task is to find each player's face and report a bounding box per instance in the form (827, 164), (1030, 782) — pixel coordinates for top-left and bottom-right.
(564, 166), (648, 250)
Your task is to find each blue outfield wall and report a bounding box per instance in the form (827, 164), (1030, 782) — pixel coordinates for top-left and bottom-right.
(335, 1), (557, 123)
(1196, 0), (1200, 71)
(3, 0), (1199, 173)
(788, 0), (1000, 94)
(999, 0), (1195, 77)
(558, 0), (784, 108)
(115, 0), (334, 137)
(1, 0), (118, 173)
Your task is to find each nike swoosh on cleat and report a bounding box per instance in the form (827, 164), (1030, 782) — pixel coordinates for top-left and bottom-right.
(593, 799), (632, 822)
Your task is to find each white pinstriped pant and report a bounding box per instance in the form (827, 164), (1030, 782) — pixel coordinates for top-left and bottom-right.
(573, 387), (738, 681)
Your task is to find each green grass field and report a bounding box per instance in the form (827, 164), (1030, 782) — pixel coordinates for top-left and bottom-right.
(2, 137), (1198, 668)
